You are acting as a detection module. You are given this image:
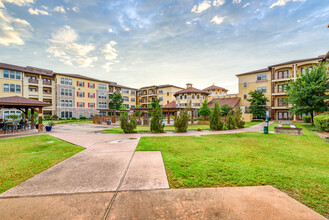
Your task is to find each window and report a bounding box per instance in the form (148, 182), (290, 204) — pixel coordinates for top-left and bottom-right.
(277, 98), (288, 107)
(61, 88), (64, 96)
(277, 84), (287, 93)
(77, 81), (84, 87)
(98, 92), (106, 99)
(180, 95), (183, 100)
(89, 93), (95, 98)
(243, 82), (247, 88)
(167, 100), (169, 104)
(123, 104), (129, 109)
(158, 89), (163, 94)
(98, 83), (107, 90)
(257, 86), (267, 93)
(10, 71), (15, 79)
(78, 102), (84, 108)
(278, 70), (289, 79)
(3, 84), (9, 92)
(90, 113), (94, 118)
(3, 70), (9, 78)
(159, 96), (163, 101)
(131, 97), (135, 102)
(192, 103), (201, 107)
(192, 95), (195, 99)
(10, 84), (15, 92)
(123, 96), (129, 102)
(61, 111), (72, 118)
(197, 94), (200, 99)
(28, 87), (37, 92)
(122, 88), (129, 94)
(60, 77), (72, 85)
(89, 83), (95, 88)
(301, 66), (312, 75)
(98, 102), (107, 108)
(78, 92), (84, 97)
(257, 73), (267, 80)
(131, 105), (135, 108)
(79, 113), (83, 118)
(89, 103), (95, 108)
(43, 88), (52, 94)
(243, 94), (247, 100)
(16, 85), (21, 93)
(131, 90), (136, 95)
(184, 95), (187, 99)
(167, 92), (169, 96)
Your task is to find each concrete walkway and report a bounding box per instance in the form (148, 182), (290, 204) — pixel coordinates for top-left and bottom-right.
(0, 122), (325, 219)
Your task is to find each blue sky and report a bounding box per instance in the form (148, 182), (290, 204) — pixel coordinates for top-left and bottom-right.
(0, 0), (328, 93)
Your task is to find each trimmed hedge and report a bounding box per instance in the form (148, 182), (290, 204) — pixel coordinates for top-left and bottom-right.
(252, 119), (264, 122)
(302, 115), (311, 123)
(314, 113), (329, 132)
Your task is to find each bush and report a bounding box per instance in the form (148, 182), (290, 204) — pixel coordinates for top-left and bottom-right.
(221, 104), (232, 116)
(120, 113), (137, 133)
(209, 103), (223, 130)
(252, 119), (264, 122)
(150, 101), (165, 133)
(79, 116), (86, 120)
(66, 117), (71, 120)
(48, 121), (55, 127)
(174, 109), (189, 132)
(303, 115), (311, 123)
(198, 100), (212, 119)
(52, 114), (59, 120)
(44, 115), (52, 120)
(71, 117), (77, 120)
(314, 113), (329, 131)
(7, 115), (18, 119)
(234, 108), (245, 128)
(225, 110), (236, 129)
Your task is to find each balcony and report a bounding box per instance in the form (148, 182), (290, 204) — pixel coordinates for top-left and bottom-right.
(43, 80), (52, 86)
(28, 78), (38, 84)
(43, 90), (52, 95)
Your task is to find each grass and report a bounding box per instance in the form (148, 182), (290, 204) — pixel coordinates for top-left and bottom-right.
(43, 119), (93, 125)
(136, 123), (329, 216)
(103, 121), (261, 133)
(0, 135), (84, 193)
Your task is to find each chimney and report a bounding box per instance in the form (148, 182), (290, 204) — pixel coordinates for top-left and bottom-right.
(186, 83), (192, 88)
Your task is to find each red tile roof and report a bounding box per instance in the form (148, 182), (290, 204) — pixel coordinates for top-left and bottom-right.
(203, 85), (228, 91)
(163, 101), (176, 109)
(208, 97), (240, 109)
(174, 87), (210, 96)
(0, 96), (52, 107)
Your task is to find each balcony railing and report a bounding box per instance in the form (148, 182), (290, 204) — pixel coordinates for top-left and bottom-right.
(277, 103), (288, 107)
(28, 79), (38, 84)
(43, 91), (52, 95)
(43, 80), (52, 85)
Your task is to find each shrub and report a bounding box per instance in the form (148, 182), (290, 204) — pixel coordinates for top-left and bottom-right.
(174, 108), (189, 132)
(234, 108), (245, 128)
(210, 103), (223, 130)
(120, 113), (137, 133)
(52, 114), (59, 120)
(44, 115), (52, 120)
(314, 113), (329, 131)
(48, 121), (55, 127)
(221, 104), (233, 116)
(7, 115), (18, 119)
(225, 110), (236, 129)
(150, 101), (165, 133)
(71, 117), (77, 120)
(223, 123), (228, 130)
(198, 100), (212, 119)
(66, 117), (71, 120)
(303, 115), (311, 123)
(252, 119), (264, 122)
(80, 116), (87, 120)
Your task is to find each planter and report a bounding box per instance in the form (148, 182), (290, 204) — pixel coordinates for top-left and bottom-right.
(45, 126), (52, 131)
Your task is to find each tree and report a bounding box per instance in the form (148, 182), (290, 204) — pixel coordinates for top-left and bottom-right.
(225, 110), (236, 129)
(120, 113), (137, 133)
(286, 62), (329, 123)
(234, 108), (245, 128)
(150, 99), (165, 133)
(198, 99), (211, 119)
(135, 105), (141, 117)
(247, 90), (269, 119)
(174, 108), (189, 132)
(221, 104), (232, 116)
(109, 92), (123, 110)
(209, 102), (223, 130)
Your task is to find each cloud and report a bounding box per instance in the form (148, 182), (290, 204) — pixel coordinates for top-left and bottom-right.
(28, 8), (49, 15)
(232, 0), (242, 4)
(270, 0), (304, 8)
(108, 28), (113, 32)
(102, 41), (119, 72)
(186, 21), (191, 25)
(0, 9), (32, 46)
(53, 6), (65, 14)
(213, 0), (225, 7)
(191, 0), (212, 13)
(72, 6), (79, 12)
(0, 0), (33, 7)
(47, 25), (97, 67)
(210, 16), (225, 24)
(243, 3), (250, 8)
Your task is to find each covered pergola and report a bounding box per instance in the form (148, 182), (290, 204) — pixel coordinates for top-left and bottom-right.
(96, 109), (130, 124)
(0, 96), (52, 132)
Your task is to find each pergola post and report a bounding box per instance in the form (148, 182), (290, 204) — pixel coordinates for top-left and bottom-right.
(191, 110), (194, 124)
(31, 108), (35, 129)
(25, 107), (28, 121)
(167, 112), (170, 125)
(38, 107), (43, 132)
(174, 111), (177, 120)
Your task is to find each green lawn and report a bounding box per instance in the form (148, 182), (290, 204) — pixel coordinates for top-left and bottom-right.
(103, 121), (261, 133)
(0, 135), (84, 193)
(43, 119), (93, 125)
(136, 123), (329, 216)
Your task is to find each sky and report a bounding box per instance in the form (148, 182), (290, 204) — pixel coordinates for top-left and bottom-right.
(0, 0), (329, 93)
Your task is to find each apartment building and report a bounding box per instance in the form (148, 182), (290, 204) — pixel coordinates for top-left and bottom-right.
(174, 83), (209, 108)
(108, 82), (137, 109)
(55, 73), (110, 119)
(203, 85), (228, 98)
(0, 63), (56, 119)
(236, 53), (329, 120)
(138, 84), (183, 108)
